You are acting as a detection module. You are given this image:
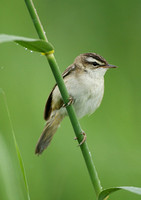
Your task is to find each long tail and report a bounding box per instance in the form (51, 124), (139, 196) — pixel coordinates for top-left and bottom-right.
(35, 111), (63, 155)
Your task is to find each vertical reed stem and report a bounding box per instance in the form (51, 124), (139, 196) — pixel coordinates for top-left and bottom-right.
(24, 0), (102, 196)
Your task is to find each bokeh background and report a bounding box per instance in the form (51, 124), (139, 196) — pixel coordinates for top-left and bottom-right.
(0, 0), (141, 200)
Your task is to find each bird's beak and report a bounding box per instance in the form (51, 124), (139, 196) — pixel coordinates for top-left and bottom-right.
(102, 64), (117, 68)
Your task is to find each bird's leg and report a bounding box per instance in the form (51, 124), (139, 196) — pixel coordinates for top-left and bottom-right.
(62, 96), (74, 107)
(74, 131), (87, 146)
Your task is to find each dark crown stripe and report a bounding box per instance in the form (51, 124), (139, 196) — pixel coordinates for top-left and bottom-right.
(83, 53), (108, 64)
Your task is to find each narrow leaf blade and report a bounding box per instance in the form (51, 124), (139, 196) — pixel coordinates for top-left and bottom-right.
(98, 186), (141, 200)
(0, 134), (24, 200)
(0, 88), (31, 200)
(0, 34), (54, 53)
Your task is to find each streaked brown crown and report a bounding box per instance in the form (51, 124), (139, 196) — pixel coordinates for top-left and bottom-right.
(83, 53), (108, 65)
(74, 53), (109, 68)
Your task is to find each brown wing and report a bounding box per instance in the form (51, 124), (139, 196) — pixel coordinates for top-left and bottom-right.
(44, 89), (54, 120)
(62, 64), (76, 78)
(44, 64), (76, 120)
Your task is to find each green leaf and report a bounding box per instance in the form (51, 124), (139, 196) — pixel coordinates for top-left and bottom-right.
(98, 186), (141, 200)
(0, 34), (54, 53)
(0, 88), (31, 200)
(0, 133), (25, 200)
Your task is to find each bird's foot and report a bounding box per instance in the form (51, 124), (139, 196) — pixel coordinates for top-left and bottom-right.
(62, 96), (74, 107)
(74, 131), (87, 146)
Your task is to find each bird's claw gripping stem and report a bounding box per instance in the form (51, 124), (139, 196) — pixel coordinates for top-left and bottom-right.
(62, 96), (74, 107)
(74, 131), (87, 146)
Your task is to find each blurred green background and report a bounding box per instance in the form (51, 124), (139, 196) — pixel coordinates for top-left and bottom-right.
(0, 0), (141, 200)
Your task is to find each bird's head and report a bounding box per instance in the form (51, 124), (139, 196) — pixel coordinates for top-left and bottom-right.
(74, 53), (117, 76)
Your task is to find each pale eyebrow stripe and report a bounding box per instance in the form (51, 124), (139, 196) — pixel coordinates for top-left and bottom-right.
(86, 57), (104, 65)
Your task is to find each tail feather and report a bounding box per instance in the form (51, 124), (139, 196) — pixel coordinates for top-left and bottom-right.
(35, 112), (63, 155)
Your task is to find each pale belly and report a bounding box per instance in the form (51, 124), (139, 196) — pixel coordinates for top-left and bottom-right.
(73, 87), (104, 119)
(56, 72), (105, 119)
(72, 80), (104, 119)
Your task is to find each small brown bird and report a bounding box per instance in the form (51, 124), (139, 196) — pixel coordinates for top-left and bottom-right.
(35, 53), (116, 154)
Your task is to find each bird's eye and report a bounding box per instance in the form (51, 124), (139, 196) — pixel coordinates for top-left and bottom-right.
(92, 62), (99, 66)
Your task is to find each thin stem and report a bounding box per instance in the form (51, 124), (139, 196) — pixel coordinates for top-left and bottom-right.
(24, 0), (48, 41)
(24, 0), (102, 197)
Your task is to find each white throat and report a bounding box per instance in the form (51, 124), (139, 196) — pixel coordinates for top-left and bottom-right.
(87, 67), (108, 79)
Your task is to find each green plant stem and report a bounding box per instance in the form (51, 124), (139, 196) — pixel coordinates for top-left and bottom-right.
(24, 0), (47, 41)
(24, 0), (102, 197)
